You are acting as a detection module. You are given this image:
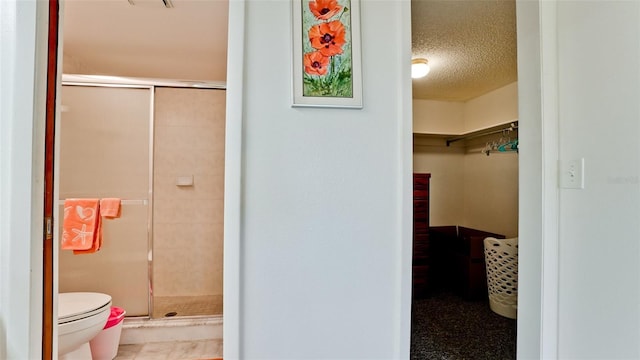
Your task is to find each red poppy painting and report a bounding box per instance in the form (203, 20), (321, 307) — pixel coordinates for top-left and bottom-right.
(292, 0), (362, 108)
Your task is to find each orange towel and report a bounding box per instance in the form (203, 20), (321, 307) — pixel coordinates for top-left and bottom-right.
(61, 199), (102, 254)
(100, 198), (122, 218)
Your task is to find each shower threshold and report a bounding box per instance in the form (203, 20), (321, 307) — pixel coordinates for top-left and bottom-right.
(120, 315), (223, 344)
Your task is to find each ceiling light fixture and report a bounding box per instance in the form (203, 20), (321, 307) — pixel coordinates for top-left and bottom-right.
(411, 58), (430, 79)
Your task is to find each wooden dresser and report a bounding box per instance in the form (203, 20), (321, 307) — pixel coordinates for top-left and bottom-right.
(412, 173), (431, 298)
(429, 225), (505, 299)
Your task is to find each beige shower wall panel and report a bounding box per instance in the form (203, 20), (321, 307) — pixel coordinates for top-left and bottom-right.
(153, 174), (225, 200)
(153, 87), (225, 298)
(153, 223), (224, 295)
(153, 147), (225, 177)
(154, 87), (227, 128)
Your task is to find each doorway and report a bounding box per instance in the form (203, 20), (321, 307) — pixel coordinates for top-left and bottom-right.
(409, 1), (519, 358)
(47, 0), (230, 357)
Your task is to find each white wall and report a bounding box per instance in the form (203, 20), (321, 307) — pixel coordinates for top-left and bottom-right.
(462, 83), (519, 237)
(413, 82), (519, 237)
(463, 146), (519, 238)
(413, 142), (465, 226)
(0, 0), (48, 358)
(464, 82), (519, 132)
(413, 82), (518, 135)
(413, 139), (518, 238)
(556, 2), (640, 358)
(516, 1), (640, 358)
(413, 99), (464, 134)
(237, 0), (412, 358)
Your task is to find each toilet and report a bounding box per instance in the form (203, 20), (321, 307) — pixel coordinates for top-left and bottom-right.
(58, 292), (112, 360)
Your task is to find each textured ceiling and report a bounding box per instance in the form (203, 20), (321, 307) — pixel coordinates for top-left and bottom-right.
(62, 0), (516, 102)
(411, 0), (518, 101)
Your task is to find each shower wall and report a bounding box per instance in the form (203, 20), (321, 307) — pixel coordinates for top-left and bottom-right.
(58, 85), (152, 316)
(152, 87), (226, 317)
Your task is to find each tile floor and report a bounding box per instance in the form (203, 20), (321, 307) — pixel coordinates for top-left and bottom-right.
(114, 339), (222, 360)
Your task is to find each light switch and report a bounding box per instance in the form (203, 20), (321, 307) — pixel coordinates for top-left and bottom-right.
(559, 158), (584, 189)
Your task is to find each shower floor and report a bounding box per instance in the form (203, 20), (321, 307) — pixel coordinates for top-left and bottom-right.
(152, 295), (223, 318)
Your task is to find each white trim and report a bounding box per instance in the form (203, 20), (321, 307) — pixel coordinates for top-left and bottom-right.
(31, 4), (49, 357)
(53, 43), (63, 360)
(539, 1), (560, 357)
(516, 1), (560, 358)
(223, 0), (245, 358)
(0, 0), (48, 358)
(147, 86), (156, 319)
(395, 0), (413, 358)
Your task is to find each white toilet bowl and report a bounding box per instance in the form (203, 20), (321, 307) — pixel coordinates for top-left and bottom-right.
(58, 292), (112, 359)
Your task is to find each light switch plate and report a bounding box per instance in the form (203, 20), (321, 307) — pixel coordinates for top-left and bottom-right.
(559, 158), (584, 189)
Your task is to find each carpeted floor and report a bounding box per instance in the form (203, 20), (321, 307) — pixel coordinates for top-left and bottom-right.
(411, 291), (517, 360)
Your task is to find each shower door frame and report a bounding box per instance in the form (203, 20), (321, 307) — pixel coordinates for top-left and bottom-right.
(58, 80), (156, 318)
(58, 75), (227, 319)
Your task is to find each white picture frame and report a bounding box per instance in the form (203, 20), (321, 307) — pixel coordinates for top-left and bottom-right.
(292, 0), (363, 109)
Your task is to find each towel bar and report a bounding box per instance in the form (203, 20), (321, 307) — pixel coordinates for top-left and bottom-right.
(58, 199), (148, 206)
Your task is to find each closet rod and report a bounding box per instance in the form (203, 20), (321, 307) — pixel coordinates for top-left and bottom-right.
(446, 121), (518, 146)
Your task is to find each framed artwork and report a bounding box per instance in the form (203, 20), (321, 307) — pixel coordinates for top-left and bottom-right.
(292, 0), (363, 108)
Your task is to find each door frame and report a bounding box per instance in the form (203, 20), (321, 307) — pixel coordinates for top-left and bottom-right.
(222, 1), (245, 358)
(51, 1), (240, 358)
(42, 0), (61, 357)
(0, 0), (53, 358)
(515, 1), (560, 358)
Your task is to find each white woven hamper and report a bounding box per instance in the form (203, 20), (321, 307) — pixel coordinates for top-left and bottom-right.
(483, 237), (518, 319)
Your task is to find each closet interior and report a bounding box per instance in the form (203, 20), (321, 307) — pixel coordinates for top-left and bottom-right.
(410, 84), (519, 359)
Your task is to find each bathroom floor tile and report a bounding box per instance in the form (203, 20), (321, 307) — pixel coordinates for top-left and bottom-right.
(112, 343), (143, 359)
(132, 341), (175, 360)
(114, 339), (223, 360)
(203, 339), (224, 358)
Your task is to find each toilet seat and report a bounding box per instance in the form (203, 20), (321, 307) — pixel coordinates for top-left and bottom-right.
(58, 292), (112, 324)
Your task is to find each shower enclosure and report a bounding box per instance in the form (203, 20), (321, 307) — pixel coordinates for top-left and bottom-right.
(57, 77), (225, 319)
